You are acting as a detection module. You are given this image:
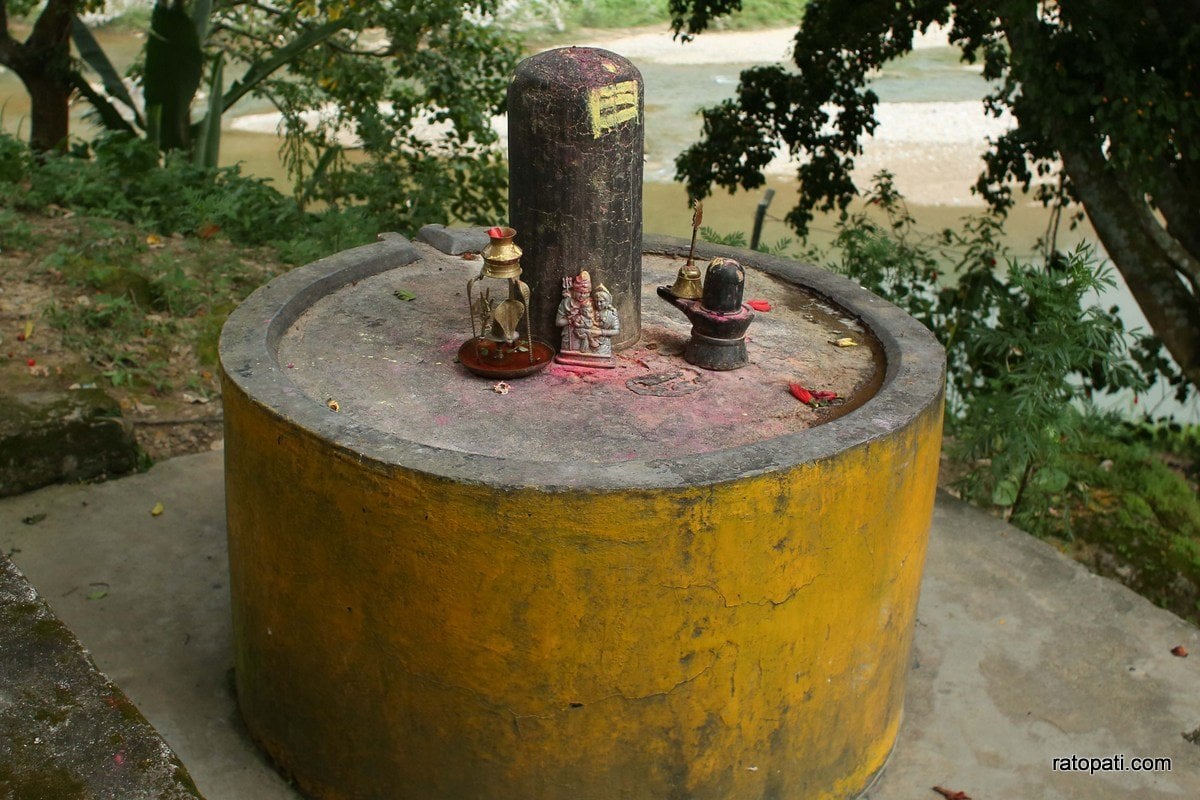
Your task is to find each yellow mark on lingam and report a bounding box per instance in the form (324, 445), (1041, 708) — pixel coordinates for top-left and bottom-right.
(587, 80), (639, 138)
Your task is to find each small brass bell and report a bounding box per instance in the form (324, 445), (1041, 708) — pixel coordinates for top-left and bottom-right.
(668, 263), (703, 299)
(667, 201), (705, 299)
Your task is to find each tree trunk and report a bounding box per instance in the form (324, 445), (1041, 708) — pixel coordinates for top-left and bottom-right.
(22, 70), (72, 152)
(0, 0), (77, 152)
(1059, 143), (1200, 390)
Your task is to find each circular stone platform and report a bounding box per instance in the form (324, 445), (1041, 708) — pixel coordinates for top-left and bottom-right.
(274, 243), (881, 466)
(220, 233), (945, 800)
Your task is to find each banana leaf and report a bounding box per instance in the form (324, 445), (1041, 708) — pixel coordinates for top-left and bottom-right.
(190, 0), (213, 41)
(70, 16), (145, 130)
(144, 0), (204, 151)
(192, 53), (225, 168)
(69, 73), (138, 136)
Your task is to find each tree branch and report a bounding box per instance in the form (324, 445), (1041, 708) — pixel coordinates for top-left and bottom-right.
(27, 0), (74, 53)
(1058, 139), (1200, 384)
(0, 0), (12, 53)
(0, 0), (30, 69)
(1151, 160), (1200, 274)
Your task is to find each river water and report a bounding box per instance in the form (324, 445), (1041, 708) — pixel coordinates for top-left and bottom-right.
(1, 22), (1193, 420)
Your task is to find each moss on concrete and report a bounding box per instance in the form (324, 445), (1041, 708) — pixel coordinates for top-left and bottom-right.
(0, 389), (139, 497)
(0, 555), (204, 799)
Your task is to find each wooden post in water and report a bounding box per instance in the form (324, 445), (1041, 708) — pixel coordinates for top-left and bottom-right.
(508, 47), (644, 350)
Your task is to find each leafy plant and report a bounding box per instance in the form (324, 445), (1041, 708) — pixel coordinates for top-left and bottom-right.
(802, 173), (1149, 525)
(670, 0), (1200, 396)
(1064, 414), (1200, 621)
(0, 209), (35, 252)
(700, 226), (792, 256)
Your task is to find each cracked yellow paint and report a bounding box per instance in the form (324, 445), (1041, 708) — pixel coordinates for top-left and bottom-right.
(223, 377), (943, 800)
(587, 79), (639, 138)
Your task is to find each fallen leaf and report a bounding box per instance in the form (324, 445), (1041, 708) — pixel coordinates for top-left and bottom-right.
(180, 392), (211, 405)
(788, 383), (814, 404)
(493, 381), (511, 395)
(22, 513), (47, 525)
(145, 233), (165, 248)
(327, 398), (340, 412)
(747, 299), (772, 312)
(150, 502), (164, 517)
(197, 223), (221, 239)
(932, 787), (971, 800)
(1171, 645), (1189, 658)
(461, 252), (479, 260)
(23, 320), (33, 340)
(87, 589), (108, 601)
(832, 337), (858, 347)
(393, 289), (416, 301)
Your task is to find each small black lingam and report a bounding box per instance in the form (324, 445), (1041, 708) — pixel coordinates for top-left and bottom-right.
(657, 257), (755, 371)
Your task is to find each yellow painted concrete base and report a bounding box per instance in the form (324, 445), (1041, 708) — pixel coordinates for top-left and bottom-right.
(223, 376), (943, 800)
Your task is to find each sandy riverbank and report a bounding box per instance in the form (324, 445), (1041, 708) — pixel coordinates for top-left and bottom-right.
(228, 24), (1010, 206)
(572, 24), (1011, 206)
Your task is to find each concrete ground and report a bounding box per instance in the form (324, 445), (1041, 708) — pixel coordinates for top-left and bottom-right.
(1, 449), (1197, 800)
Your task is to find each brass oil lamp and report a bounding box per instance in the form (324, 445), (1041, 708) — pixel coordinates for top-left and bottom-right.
(458, 226), (554, 378)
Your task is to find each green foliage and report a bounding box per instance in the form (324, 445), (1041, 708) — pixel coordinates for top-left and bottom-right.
(1066, 416), (1200, 620)
(512, 0), (806, 36)
(670, 1), (1200, 394)
(950, 254), (1140, 530)
(570, 0), (668, 29)
(0, 130), (402, 267)
(0, 132), (306, 245)
(205, 1), (520, 232)
(34, 216), (283, 389)
(804, 173), (1149, 525)
(0, 125), (33, 187)
(699, 226), (792, 256)
(270, 207), (380, 266)
(0, 209), (35, 252)
(63, 1), (520, 233)
(143, 1), (204, 151)
(797, 171), (1200, 618)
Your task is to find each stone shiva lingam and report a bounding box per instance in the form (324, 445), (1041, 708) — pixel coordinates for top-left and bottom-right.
(657, 257), (755, 371)
(457, 226), (554, 378)
(554, 269), (620, 368)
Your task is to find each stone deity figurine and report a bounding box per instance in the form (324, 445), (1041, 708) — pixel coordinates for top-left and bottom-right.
(555, 270), (619, 368)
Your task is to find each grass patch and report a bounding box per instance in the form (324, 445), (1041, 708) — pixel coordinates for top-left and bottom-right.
(28, 215), (285, 393)
(1062, 418), (1200, 621)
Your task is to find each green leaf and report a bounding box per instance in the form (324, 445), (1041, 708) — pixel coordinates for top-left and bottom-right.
(992, 477), (1020, 507)
(220, 18), (354, 114)
(190, 0), (213, 41)
(1034, 467), (1070, 493)
(192, 53), (225, 168)
(69, 74), (138, 136)
(393, 289), (416, 301)
(144, 1), (204, 151)
(71, 16), (146, 130)
(86, 589), (108, 601)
